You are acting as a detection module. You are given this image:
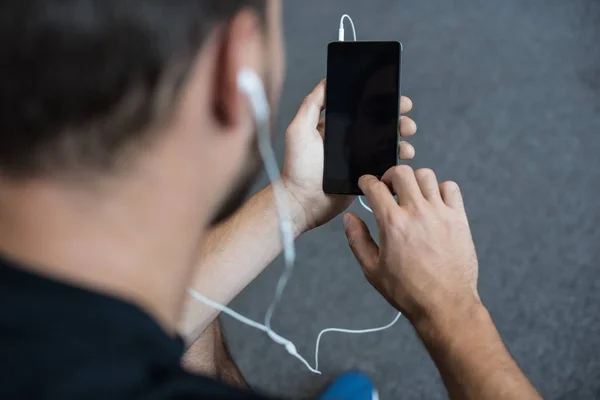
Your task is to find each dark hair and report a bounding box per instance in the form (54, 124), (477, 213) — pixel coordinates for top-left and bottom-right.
(0, 0), (266, 178)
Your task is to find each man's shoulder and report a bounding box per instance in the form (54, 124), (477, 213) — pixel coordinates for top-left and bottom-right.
(0, 338), (268, 400)
(0, 261), (271, 400)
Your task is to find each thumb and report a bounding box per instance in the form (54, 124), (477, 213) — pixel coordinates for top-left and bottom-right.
(292, 79), (326, 129)
(343, 213), (379, 271)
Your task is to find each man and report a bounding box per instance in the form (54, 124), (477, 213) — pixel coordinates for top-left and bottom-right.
(0, 0), (542, 399)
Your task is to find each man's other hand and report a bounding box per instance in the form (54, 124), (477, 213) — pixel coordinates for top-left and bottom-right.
(343, 167), (480, 325)
(282, 80), (418, 234)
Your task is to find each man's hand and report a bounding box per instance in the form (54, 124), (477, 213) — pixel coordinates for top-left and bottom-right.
(342, 166), (480, 325)
(282, 80), (418, 234)
(343, 167), (542, 400)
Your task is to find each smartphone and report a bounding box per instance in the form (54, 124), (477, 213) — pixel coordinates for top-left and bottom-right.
(323, 41), (402, 195)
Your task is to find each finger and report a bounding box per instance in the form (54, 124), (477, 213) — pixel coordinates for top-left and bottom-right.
(292, 79), (326, 129)
(399, 116), (417, 137)
(381, 165), (422, 205)
(358, 175), (399, 218)
(440, 181), (465, 211)
(415, 168), (442, 203)
(400, 96), (413, 114)
(399, 141), (416, 160)
(343, 213), (380, 271)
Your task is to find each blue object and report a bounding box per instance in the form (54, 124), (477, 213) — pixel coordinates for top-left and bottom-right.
(318, 371), (378, 400)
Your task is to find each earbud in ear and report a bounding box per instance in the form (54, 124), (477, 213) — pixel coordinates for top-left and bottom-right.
(236, 68), (270, 125)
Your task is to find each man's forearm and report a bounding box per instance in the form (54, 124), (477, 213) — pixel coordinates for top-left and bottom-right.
(180, 185), (307, 345)
(415, 303), (542, 400)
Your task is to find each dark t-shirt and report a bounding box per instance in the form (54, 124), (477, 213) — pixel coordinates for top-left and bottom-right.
(0, 256), (270, 399)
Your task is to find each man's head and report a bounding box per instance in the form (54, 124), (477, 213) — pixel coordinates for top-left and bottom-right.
(0, 0), (285, 225)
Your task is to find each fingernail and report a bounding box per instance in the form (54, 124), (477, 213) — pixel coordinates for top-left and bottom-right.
(343, 214), (351, 230)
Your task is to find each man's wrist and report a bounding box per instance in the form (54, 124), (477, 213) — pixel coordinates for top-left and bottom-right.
(276, 183), (312, 238)
(414, 299), (491, 350)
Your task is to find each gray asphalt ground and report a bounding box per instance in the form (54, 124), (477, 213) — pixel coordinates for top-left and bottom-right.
(222, 1), (600, 398)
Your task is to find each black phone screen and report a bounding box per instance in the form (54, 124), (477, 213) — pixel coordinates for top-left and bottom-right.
(323, 41), (401, 195)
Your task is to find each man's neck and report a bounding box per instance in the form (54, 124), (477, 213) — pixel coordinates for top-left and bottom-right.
(0, 176), (208, 335)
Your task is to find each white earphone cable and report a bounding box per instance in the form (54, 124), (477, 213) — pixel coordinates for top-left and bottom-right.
(314, 312), (403, 372)
(339, 14), (357, 42)
(359, 196), (373, 213)
(187, 15), (402, 375)
(187, 288), (320, 374)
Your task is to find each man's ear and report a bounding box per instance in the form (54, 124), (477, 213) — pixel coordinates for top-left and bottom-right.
(214, 9), (265, 129)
